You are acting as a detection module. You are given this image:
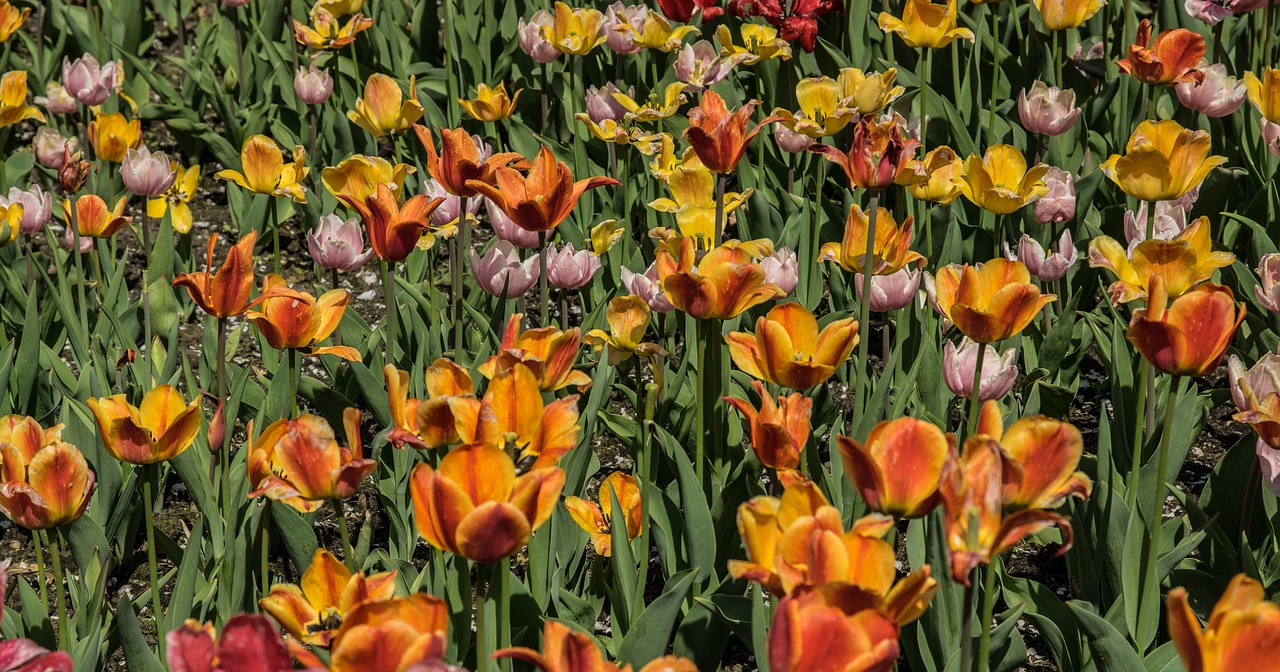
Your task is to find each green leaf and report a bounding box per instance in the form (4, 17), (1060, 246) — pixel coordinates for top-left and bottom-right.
(1068, 601), (1144, 672)
(117, 595), (166, 672)
(616, 569), (697, 668)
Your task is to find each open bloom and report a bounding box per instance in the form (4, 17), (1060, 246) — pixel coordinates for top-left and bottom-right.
(35, 80), (78, 115)
(839, 68), (905, 116)
(1245, 67), (1280, 123)
(1088, 216), (1234, 303)
(1230, 352), (1280, 450)
(735, 0), (843, 52)
(88, 385), (201, 465)
(726, 302), (859, 391)
(384, 360), (475, 450)
(294, 63), (334, 105)
(543, 2), (607, 55)
(445, 362), (581, 466)
(970, 400), (1091, 511)
(907, 146), (964, 204)
(585, 295), (661, 364)
(820, 205), (923, 276)
(0, 428), (94, 530)
(565, 472), (642, 557)
(323, 154), (415, 206)
(247, 410), (376, 512)
(767, 584), (904, 672)
(856, 267), (923, 312)
(1018, 82), (1081, 136)
(1264, 119), (1280, 158)
(471, 241), (540, 298)
(0, 201), (18, 247)
(613, 82), (689, 123)
(348, 74), (424, 138)
(519, 9), (561, 62)
(216, 134), (308, 203)
(497, 620), (696, 672)
(603, 3), (646, 54)
(247, 274), (359, 360)
(837, 417), (950, 519)
(815, 115), (921, 191)
(957, 145), (1050, 215)
(173, 231), (258, 318)
(480, 314), (591, 392)
(616, 9), (699, 52)
(293, 7), (373, 50)
(87, 111), (141, 162)
(121, 146), (177, 197)
(308, 214), (374, 272)
(725, 380), (812, 478)
(467, 145), (619, 233)
(166, 615), (292, 672)
(878, 0), (975, 49)
(62, 54), (122, 106)
(1119, 19), (1206, 86)
(771, 76), (856, 138)
(675, 40), (742, 90)
(649, 163), (751, 245)
(341, 183), (444, 263)
(1009, 230), (1078, 282)
(1033, 0), (1105, 29)
(656, 236), (785, 319)
(259, 549), (396, 647)
(414, 128), (513, 197)
(63, 194), (131, 238)
(622, 264), (676, 312)
(1255, 253), (1280, 312)
(943, 339), (1018, 402)
(586, 83), (630, 123)
(2, 185), (52, 234)
(1168, 574), (1280, 672)
(685, 90), (772, 173)
(0, 1), (29, 42)
(410, 443), (564, 563)
(660, 0), (723, 21)
(1101, 119), (1226, 202)
(716, 23), (791, 64)
(460, 82), (521, 122)
(1034, 168), (1076, 225)
(293, 594), (450, 672)
(146, 161), (199, 232)
(931, 259), (1056, 342)
(547, 242), (601, 289)
(1128, 275), (1244, 377)
(0, 638), (71, 671)
(1177, 60), (1246, 117)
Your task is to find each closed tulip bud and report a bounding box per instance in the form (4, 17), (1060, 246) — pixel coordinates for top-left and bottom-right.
(586, 83), (630, 123)
(2, 185), (52, 234)
(34, 127), (74, 169)
(1034, 167), (1076, 225)
(62, 54), (123, 106)
(1008, 231), (1078, 282)
(622, 263), (675, 312)
(307, 213), (373, 272)
(121, 146), (177, 197)
(34, 81), (78, 115)
(547, 242), (601, 289)
(1254, 254), (1280, 312)
(206, 401), (226, 454)
(603, 2), (647, 54)
(1018, 81), (1081, 137)
(855, 266), (924, 312)
(773, 124), (813, 153)
(943, 339), (1019, 401)
(471, 240), (540, 298)
(59, 225), (93, 253)
(1263, 118), (1280, 158)
(293, 63), (334, 105)
(518, 9), (561, 63)
(1176, 60), (1245, 117)
(760, 247), (799, 296)
(486, 197), (540, 249)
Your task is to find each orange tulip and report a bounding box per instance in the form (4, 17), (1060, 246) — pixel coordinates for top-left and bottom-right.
(479, 313), (592, 392)
(836, 417), (950, 519)
(725, 380), (812, 478)
(1245, 68), (1280, 124)
(0, 71), (41, 128)
(1087, 216), (1234, 304)
(87, 111), (141, 162)
(290, 593), (450, 672)
(1118, 19), (1205, 87)
(0, 2), (31, 43)
(259, 548), (397, 647)
(1168, 574), (1280, 672)
(0, 416), (64, 469)
(246, 274), (360, 361)
(820, 205), (923, 275)
(0, 437), (95, 530)
(685, 90), (774, 174)
(339, 183), (445, 263)
(565, 472), (642, 557)
(62, 194), (130, 238)
(409, 442), (563, 563)
(459, 82), (521, 122)
(246, 409), (377, 512)
(655, 235), (786, 319)
(725, 302), (859, 391)
(88, 385), (202, 465)
(1127, 275), (1244, 377)
(814, 115), (922, 192)
(767, 583), (902, 672)
(969, 401), (1091, 511)
(172, 231), (259, 318)
(413, 125), (529, 198)
(385, 360), (475, 449)
(467, 145), (619, 234)
(450, 362), (581, 469)
(930, 259), (1055, 343)
(496, 620), (698, 672)
(215, 134), (309, 203)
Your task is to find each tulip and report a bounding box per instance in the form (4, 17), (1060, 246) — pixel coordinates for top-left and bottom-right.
(760, 247), (799, 296)
(166, 615), (292, 672)
(410, 442), (563, 563)
(1119, 19), (1206, 87)
(315, 0), (365, 13)
(1168, 574), (1280, 672)
(59, 225), (94, 253)
(286, 594), (450, 672)
(547, 242), (602, 289)
(460, 82), (521, 122)
(1103, 119), (1226, 203)
(773, 124), (813, 153)
(855, 267), (924, 313)
(88, 385), (201, 465)
(1089, 216), (1233, 303)
(615, 9), (700, 53)
(62, 54), (123, 106)
(735, 0), (839, 52)
(649, 163), (752, 245)
(0, 0), (30, 42)
(586, 83), (630, 123)
(339, 183), (444, 263)
(584, 295), (661, 365)
(906, 146), (964, 204)
(836, 417), (950, 518)
(765, 583), (907, 672)
(384, 360), (475, 450)
(247, 410), (376, 512)
(725, 380), (811, 477)
(1176, 60), (1246, 117)
(308, 214), (374, 272)
(322, 154), (415, 205)
(144, 162), (200, 234)
(293, 7), (373, 50)
(518, 9), (561, 63)
(726, 302), (859, 391)
(1033, 168), (1076, 225)
(1185, 0), (1231, 24)
(422, 178), (478, 230)
(34, 81), (78, 115)
(601, 3), (646, 54)
(0, 417), (63, 486)
(957, 145), (1049, 215)
(590, 220), (624, 256)
(294, 63), (334, 105)
(2, 185), (52, 234)
(247, 274), (360, 360)
(771, 76), (857, 138)
(1018, 81), (1081, 136)
(172, 231), (258, 318)
(415, 126), (527, 198)
(543, 2), (607, 55)
(62, 194), (130, 238)
(480, 313), (591, 391)
(622, 264), (676, 312)
(445, 362), (581, 467)
(660, 0), (723, 21)
(486, 197), (541, 249)
(497, 620), (697, 672)
(612, 82), (689, 123)
(1255, 254), (1280, 311)
(1128, 275), (1245, 377)
(565, 472), (642, 557)
(821, 205), (923, 275)
(931, 259), (1056, 342)
(1264, 118), (1280, 158)
(675, 40), (743, 90)
(655, 236), (785, 319)
(216, 134), (309, 203)
(0, 638), (71, 671)
(471, 240), (541, 298)
(1009, 230), (1078, 282)
(121, 146), (177, 197)
(1245, 67), (1280, 123)
(0, 200), (18, 247)
(259, 549), (396, 647)
(716, 24), (791, 64)
(1229, 353), (1280, 450)
(815, 115), (921, 192)
(348, 73), (424, 138)
(33, 127), (74, 169)
(967, 400), (1091, 511)
(942, 338), (1018, 402)
(0, 431), (94, 530)
(840, 68), (905, 116)
(878, 0), (975, 49)
(684, 90), (771, 174)
(1123, 198), (1192, 253)
(468, 145), (619, 233)
(1033, 0), (1105, 28)
(86, 111), (141, 162)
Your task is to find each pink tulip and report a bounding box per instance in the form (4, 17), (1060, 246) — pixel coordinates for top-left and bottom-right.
(0, 637), (72, 672)
(1263, 119), (1280, 159)
(307, 214), (374, 272)
(2, 185), (53, 234)
(486, 197), (541, 249)
(62, 54), (123, 107)
(622, 263), (675, 312)
(586, 83), (630, 123)
(34, 82), (79, 115)
(1071, 41), (1106, 62)
(1228, 353), (1280, 414)
(760, 247), (799, 296)
(943, 338), (1019, 402)
(294, 64), (334, 105)
(471, 241), (540, 298)
(224, 0), (252, 6)
(34, 127), (75, 169)
(518, 10), (561, 64)
(1123, 199), (1192, 254)
(1255, 254), (1280, 312)
(773, 124), (813, 153)
(59, 226), (94, 253)
(1255, 439), (1280, 497)
(1185, 0), (1231, 23)
(1176, 60), (1245, 117)
(855, 266), (923, 313)
(166, 614), (291, 672)
(604, 2), (647, 55)
(1007, 231), (1078, 283)
(1034, 167), (1076, 225)
(674, 40), (740, 90)
(424, 178), (479, 229)
(121, 146), (177, 197)
(1018, 81), (1080, 137)
(547, 242), (602, 289)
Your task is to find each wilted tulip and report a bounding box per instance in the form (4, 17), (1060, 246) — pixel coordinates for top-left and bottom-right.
(878, 0), (975, 49)
(294, 63), (334, 105)
(1245, 67), (1280, 123)
(2, 185), (52, 234)
(166, 615), (292, 672)
(308, 214), (374, 272)
(1176, 60), (1246, 117)
(471, 240), (540, 298)
(942, 339), (1019, 402)
(622, 263), (676, 312)
(931, 259), (1056, 342)
(566, 472), (642, 557)
(856, 266), (924, 313)
(259, 548), (396, 647)
(340, 183), (444, 263)
(760, 247), (799, 296)
(1034, 168), (1076, 225)
(63, 194), (131, 238)
(725, 380), (811, 477)
(726, 302), (859, 391)
(675, 40), (742, 90)
(821, 205), (923, 275)
(1018, 81), (1081, 136)
(1089, 216), (1232, 303)
(1255, 254), (1280, 312)
(603, 2), (647, 54)
(1128, 275), (1245, 377)
(172, 231), (259, 318)
(815, 115), (921, 192)
(347, 73), (424, 138)
(486, 197), (541, 249)
(1167, 574), (1280, 671)
(215, 134), (309, 203)
(656, 236), (785, 319)
(837, 417), (950, 519)
(518, 9), (561, 63)
(121, 146), (177, 197)
(34, 127), (74, 169)
(62, 54), (123, 106)
(1228, 353), (1280, 449)
(87, 111), (141, 163)
(1118, 19), (1206, 86)
(460, 82), (521, 122)
(247, 410), (376, 512)
(34, 81), (78, 115)
(58, 146), (93, 194)
(547, 242), (602, 289)
(957, 145), (1049, 215)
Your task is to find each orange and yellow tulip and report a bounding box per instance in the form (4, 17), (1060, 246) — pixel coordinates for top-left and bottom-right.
(290, 594), (450, 672)
(685, 90), (772, 174)
(62, 194), (130, 238)
(584, 295), (663, 365)
(87, 111), (140, 162)
(655, 235), (786, 319)
(931, 259), (1056, 343)
(0, 416), (64, 463)
(322, 154), (415, 206)
(450, 362), (582, 468)
(0, 71), (44, 127)
(1168, 574), (1280, 672)
(496, 620), (697, 672)
(1118, 19), (1205, 87)
(0, 1), (31, 42)
(409, 442), (564, 563)
(247, 275), (360, 361)
(1033, 0), (1104, 30)
(246, 410), (377, 512)
(480, 313), (592, 391)
(906, 146), (964, 204)
(385, 360), (475, 450)
(543, 2), (607, 55)
(347, 73), (423, 138)
(725, 380), (812, 480)
(88, 385), (201, 465)
(815, 115), (922, 192)
(820, 205), (923, 275)
(725, 302), (859, 391)
(969, 401), (1091, 511)
(1127, 275), (1245, 377)
(172, 231), (259, 318)
(0, 437), (95, 530)
(648, 163), (751, 247)
(459, 82), (521, 122)
(414, 125), (528, 198)
(878, 0), (975, 49)
(1245, 68), (1280, 124)
(293, 7), (373, 50)
(467, 145), (619, 234)
(340, 183), (445, 263)
(0, 200), (19, 246)
(767, 583), (904, 672)
(1087, 216), (1234, 304)
(1100, 120), (1226, 203)
(147, 162), (201, 234)
(565, 472), (642, 557)
(216, 134), (309, 203)
(771, 76), (856, 139)
(836, 417), (950, 519)
(956, 145), (1049, 215)
(259, 548), (396, 647)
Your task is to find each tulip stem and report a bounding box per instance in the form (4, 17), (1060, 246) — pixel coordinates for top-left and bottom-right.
(141, 214), (154, 388)
(48, 530), (70, 651)
(975, 560), (999, 672)
(695, 318), (708, 488)
(216, 317), (231, 527)
(807, 155), (826, 309)
(382, 260), (397, 366)
(634, 380), (657, 620)
(539, 232), (549, 326)
(959, 572), (975, 672)
(261, 501), (271, 597)
(965, 341), (988, 440)
(476, 563), (495, 672)
(32, 529), (49, 612)
(713, 173), (726, 247)
(857, 194), (880, 428)
(1127, 358), (1150, 509)
(918, 48), (930, 155)
(1142, 374), (1181, 651)
(270, 201), (281, 276)
(987, 4), (1000, 144)
(70, 206), (89, 339)
(142, 466), (165, 658)
(333, 497), (354, 569)
(497, 559), (512, 670)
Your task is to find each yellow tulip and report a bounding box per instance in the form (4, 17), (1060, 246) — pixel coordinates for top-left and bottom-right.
(459, 82), (521, 122)
(1245, 68), (1280, 124)
(879, 0), (975, 49)
(147, 162), (201, 234)
(346, 74), (424, 138)
(1033, 0), (1105, 30)
(613, 82), (689, 123)
(771, 76), (857, 139)
(957, 145), (1050, 215)
(87, 111), (141, 163)
(617, 11), (699, 53)
(716, 24), (791, 65)
(838, 67), (904, 116)
(1100, 119), (1226, 203)
(649, 163), (752, 247)
(215, 134), (309, 203)
(543, 2), (607, 56)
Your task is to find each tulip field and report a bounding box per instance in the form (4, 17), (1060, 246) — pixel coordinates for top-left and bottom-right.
(5, 0), (1280, 669)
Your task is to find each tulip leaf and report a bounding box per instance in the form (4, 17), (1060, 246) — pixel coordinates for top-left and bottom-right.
(1067, 601), (1145, 672)
(16, 579), (53, 650)
(165, 516), (206, 636)
(615, 568), (697, 668)
(608, 485), (637, 635)
(116, 595), (165, 672)
(658, 427), (715, 581)
(15, 279), (38, 414)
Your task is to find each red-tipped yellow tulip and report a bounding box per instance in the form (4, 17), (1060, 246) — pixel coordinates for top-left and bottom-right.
(1118, 19), (1205, 87)
(956, 145), (1050, 215)
(88, 385), (201, 465)
(414, 125), (528, 198)
(450, 362), (581, 469)
(347, 74), (424, 138)
(86, 111), (140, 162)
(1127, 275), (1245, 377)
(467, 145), (619, 233)
(339, 182), (445, 263)
(0, 71), (43, 127)
(215, 134), (309, 203)
(460, 82), (521, 122)
(1168, 574), (1280, 672)
(322, 154), (415, 206)
(62, 194), (130, 238)
(685, 90), (773, 174)
(259, 548), (396, 647)
(878, 0), (975, 49)
(767, 583), (902, 672)
(543, 2), (607, 55)
(655, 235), (786, 319)
(1087, 216), (1234, 304)
(969, 401), (1092, 511)
(0, 438), (95, 530)
(931, 259), (1056, 343)
(584, 295), (663, 364)
(1245, 68), (1280, 124)
(836, 417), (950, 519)
(293, 594), (449, 672)
(247, 409), (377, 512)
(565, 472), (642, 557)
(725, 380), (812, 479)
(725, 302), (859, 391)
(820, 205), (923, 275)
(409, 442), (564, 563)
(1100, 120), (1226, 203)
(479, 313), (592, 391)
(385, 360), (475, 450)
(246, 274), (360, 361)
(293, 7), (373, 50)
(1033, 0), (1105, 30)
(815, 115), (922, 192)
(496, 620), (698, 672)
(172, 231), (258, 318)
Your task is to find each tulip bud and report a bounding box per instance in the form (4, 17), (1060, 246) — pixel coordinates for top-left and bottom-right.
(224, 0), (252, 6)
(621, 263), (675, 312)
(307, 214), (374, 272)
(1176, 60), (1246, 117)
(294, 63), (334, 105)
(1255, 253), (1280, 312)
(62, 54), (123, 107)
(1263, 119), (1280, 159)
(585, 83), (630, 123)
(1034, 167), (1076, 225)
(603, 3), (646, 55)
(117, 349), (138, 368)
(855, 266), (924, 312)
(223, 66), (239, 94)
(207, 401), (227, 452)
(1018, 81), (1081, 137)
(34, 81), (79, 115)
(674, 40), (738, 90)
(470, 241), (540, 298)
(34, 127), (75, 169)
(59, 225), (94, 253)
(518, 10), (561, 64)
(773, 124), (813, 153)
(943, 338), (1019, 401)
(1, 185), (53, 234)
(760, 247), (799, 296)
(1008, 231), (1078, 283)
(485, 197), (540, 249)
(58, 147), (94, 194)
(547, 243), (602, 289)
(121, 146), (177, 197)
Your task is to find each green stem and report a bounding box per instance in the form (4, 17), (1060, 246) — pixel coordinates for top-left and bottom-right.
(217, 318), (231, 528)
(959, 574), (975, 672)
(695, 318), (708, 488)
(497, 559), (511, 671)
(857, 194), (880, 426)
(48, 530), (70, 651)
(452, 236), (463, 359)
(143, 466), (164, 657)
(477, 563), (494, 672)
(806, 158), (826, 309)
(382, 260), (397, 365)
(1127, 359), (1150, 508)
(918, 49), (930, 154)
(32, 529), (49, 614)
(333, 497), (354, 568)
(633, 379), (656, 619)
(975, 560), (999, 672)
(141, 214), (153, 388)
(1143, 375), (1181, 645)
(261, 501), (271, 597)
(270, 201), (281, 276)
(965, 340), (989, 439)
(539, 232), (549, 326)
(71, 210), (89, 339)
